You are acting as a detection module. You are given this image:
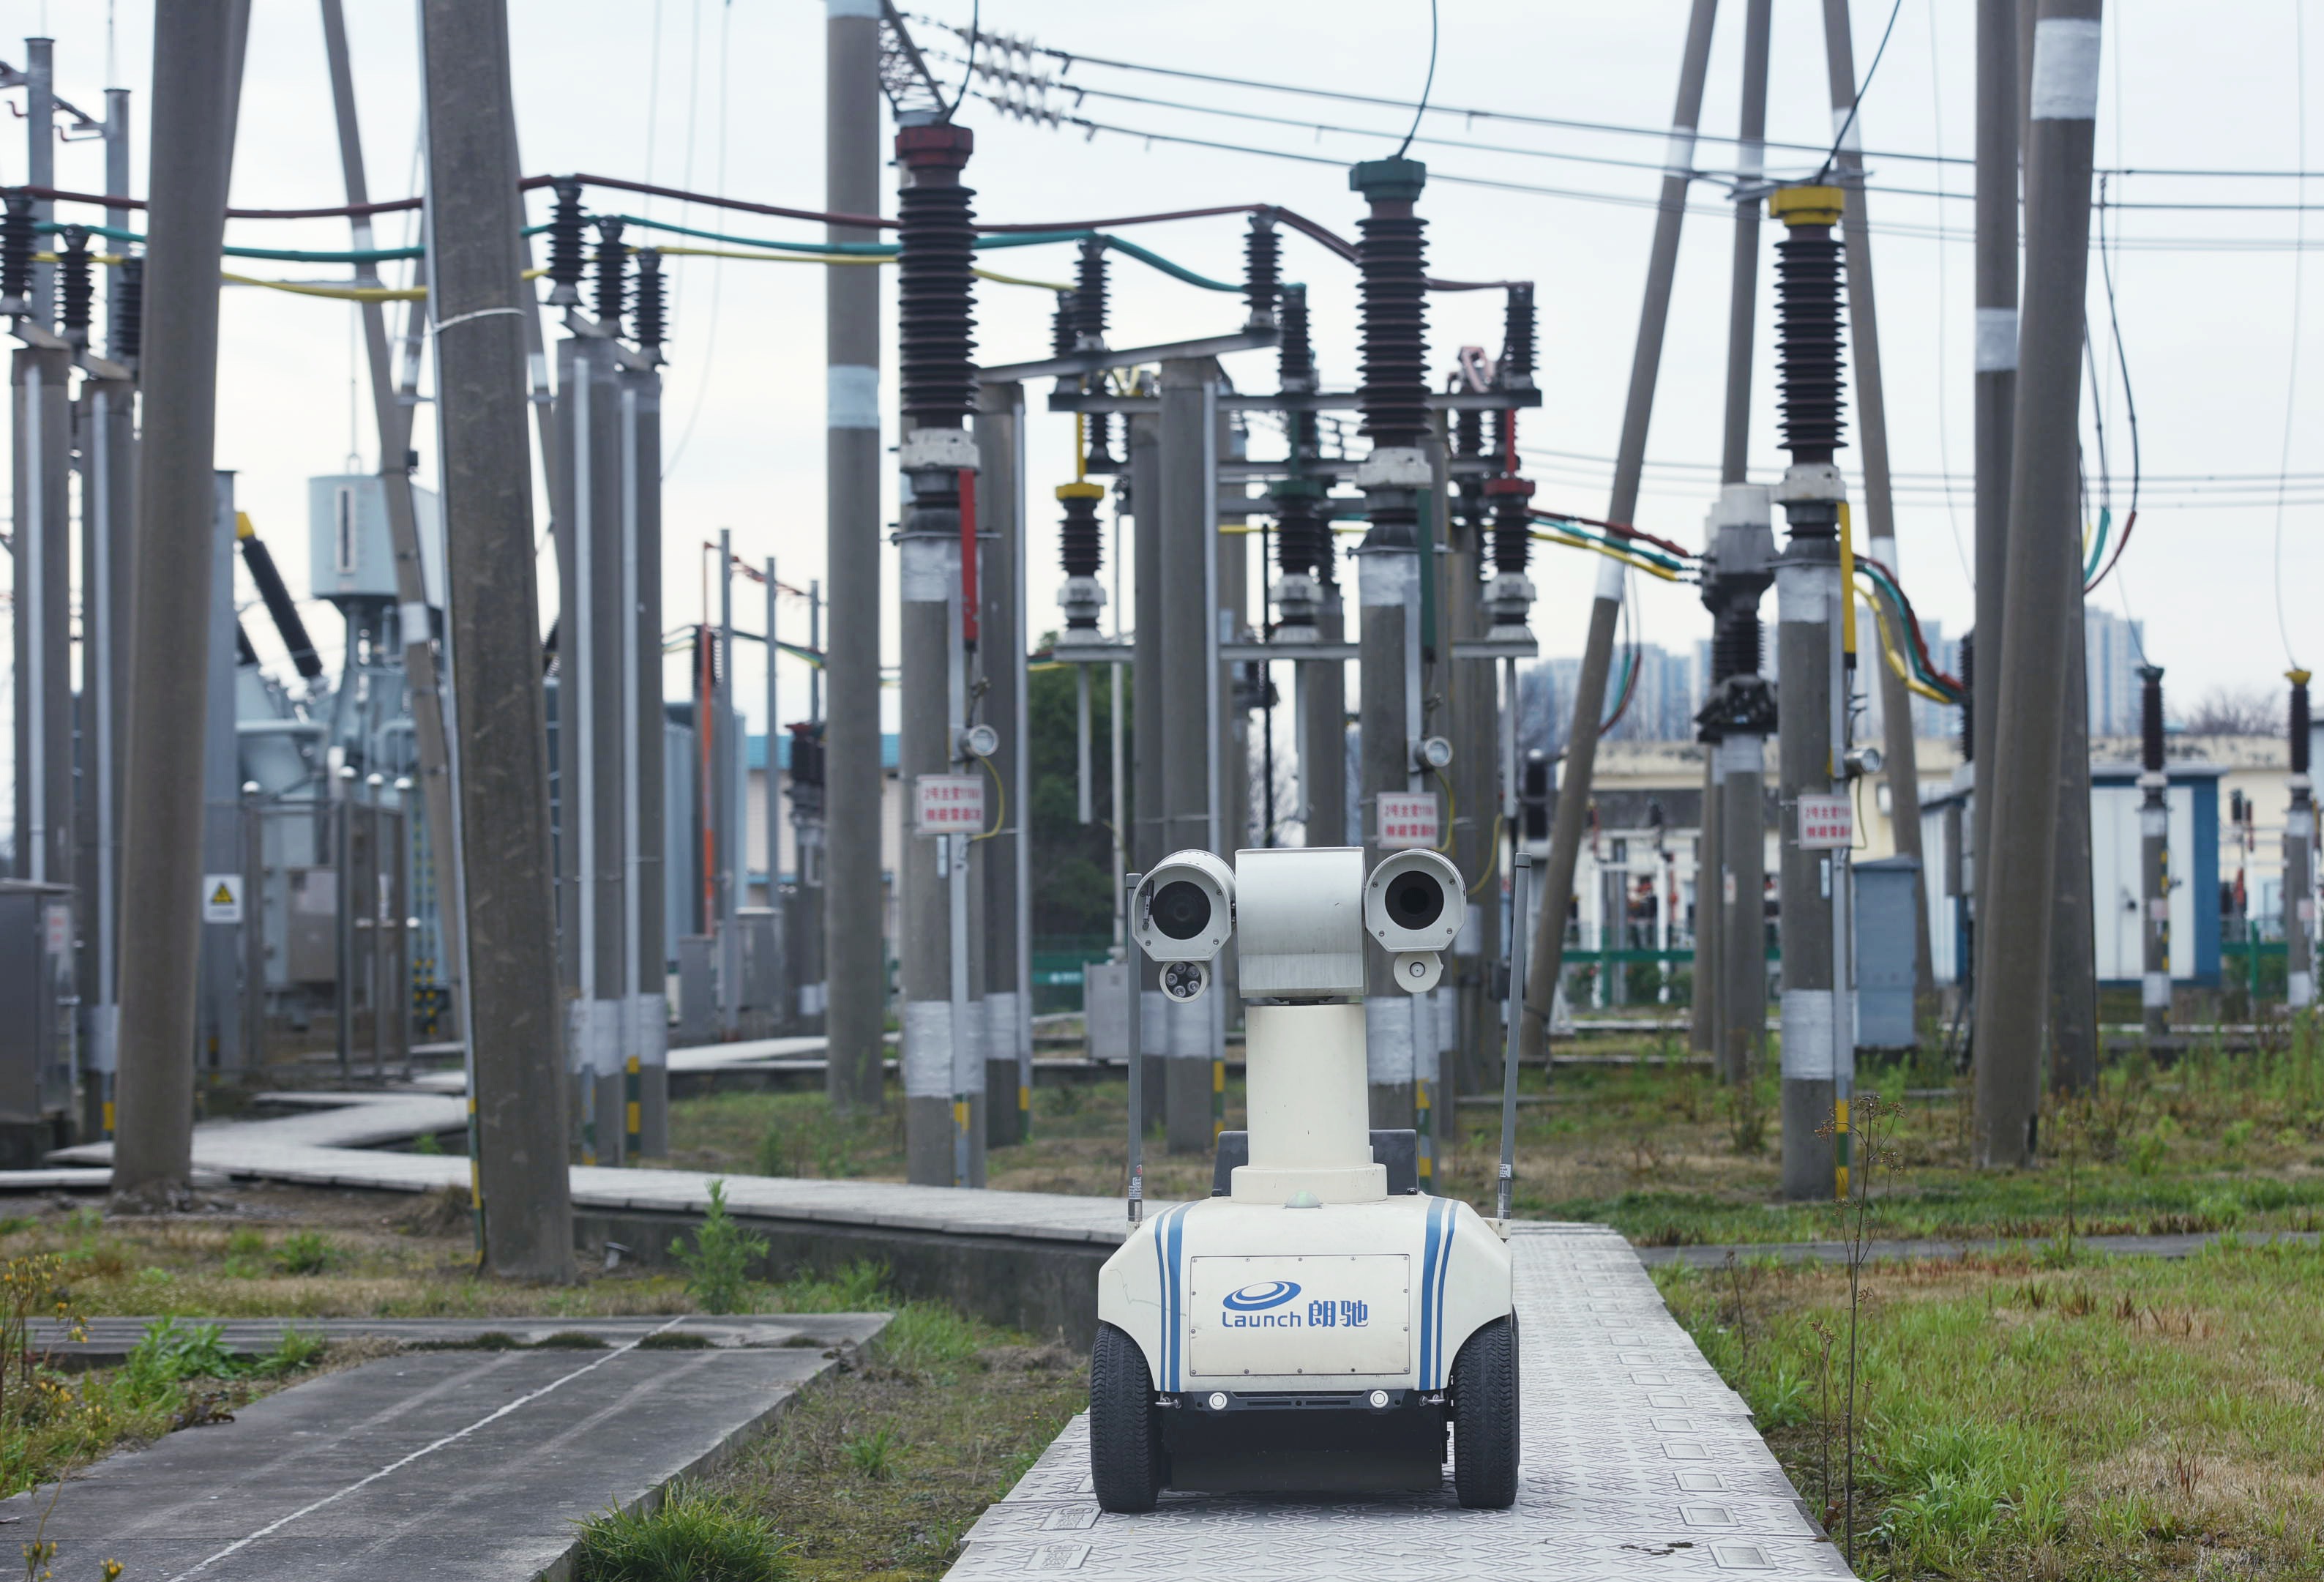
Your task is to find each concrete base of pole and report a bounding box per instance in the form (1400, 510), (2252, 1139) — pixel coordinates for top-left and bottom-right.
(986, 1057), (1022, 1147)
(634, 994), (669, 1156)
(905, 1094), (987, 1187)
(1780, 1077), (1836, 1201)
(589, 1067), (624, 1166)
(1165, 1056), (1212, 1155)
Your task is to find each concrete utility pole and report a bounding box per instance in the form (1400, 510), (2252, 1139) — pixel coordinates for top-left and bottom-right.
(824, 0), (886, 1113)
(622, 329), (668, 1152)
(1768, 184), (1851, 1201)
(111, 1), (246, 1206)
(978, 380), (1028, 1146)
(1970, 0), (2019, 969)
(1698, 488), (1776, 1089)
(421, 0), (575, 1277)
(2050, 627), (2100, 1092)
(1159, 358), (1219, 1153)
(1525, 0), (1719, 1063)
(318, 0), (466, 1045)
(1697, 0), (1772, 1067)
(1972, 0), (2104, 1168)
(1350, 157), (1432, 1132)
(2137, 665), (2170, 1038)
(2287, 672), (2315, 1010)
(1820, 0), (1932, 1012)
(81, 97), (138, 1133)
(1129, 410), (1168, 1124)
(896, 119), (986, 1188)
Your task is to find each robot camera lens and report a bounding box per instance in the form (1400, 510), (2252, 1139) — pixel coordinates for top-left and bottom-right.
(1383, 871), (1445, 931)
(1151, 879), (1211, 940)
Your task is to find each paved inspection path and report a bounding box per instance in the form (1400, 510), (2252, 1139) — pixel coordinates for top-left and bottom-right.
(1635, 1229), (2323, 1269)
(0, 1314), (886, 1582)
(949, 1225), (1852, 1581)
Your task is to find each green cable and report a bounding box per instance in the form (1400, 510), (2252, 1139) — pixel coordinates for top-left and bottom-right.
(2082, 506), (2111, 583)
(37, 219), (420, 264)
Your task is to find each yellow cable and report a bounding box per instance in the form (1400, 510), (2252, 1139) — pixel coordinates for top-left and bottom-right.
(1465, 812), (1504, 898)
(1861, 589), (1953, 706)
(221, 271), (425, 302)
(970, 752), (1006, 842)
(1530, 527), (1683, 583)
(1837, 501), (1858, 657)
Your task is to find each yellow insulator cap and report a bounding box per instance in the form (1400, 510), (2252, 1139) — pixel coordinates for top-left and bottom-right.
(1055, 481), (1107, 501)
(235, 511), (255, 540)
(1768, 184), (1845, 227)
(2291, 668), (2314, 686)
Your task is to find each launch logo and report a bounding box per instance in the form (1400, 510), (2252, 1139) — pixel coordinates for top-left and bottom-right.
(1222, 1280), (1301, 1313)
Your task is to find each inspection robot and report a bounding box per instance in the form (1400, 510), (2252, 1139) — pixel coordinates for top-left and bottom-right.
(1090, 846), (1518, 1511)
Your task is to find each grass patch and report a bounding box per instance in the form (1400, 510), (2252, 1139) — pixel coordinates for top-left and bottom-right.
(664, 1017), (2324, 1250)
(703, 1305), (1083, 1581)
(1657, 1239), (2324, 1578)
(575, 1481), (792, 1582)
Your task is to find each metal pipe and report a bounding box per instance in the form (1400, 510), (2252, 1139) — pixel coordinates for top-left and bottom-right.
(2287, 672), (2314, 1010)
(1497, 852), (1530, 1223)
(1972, 0), (2104, 1168)
(1525, 0), (1719, 1063)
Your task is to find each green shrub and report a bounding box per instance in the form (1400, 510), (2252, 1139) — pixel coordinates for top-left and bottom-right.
(252, 1327), (326, 1377)
(776, 1260), (890, 1314)
(574, 1482), (791, 1582)
(673, 1182), (768, 1316)
(272, 1231), (339, 1275)
(843, 1427), (896, 1480)
(119, 1318), (238, 1406)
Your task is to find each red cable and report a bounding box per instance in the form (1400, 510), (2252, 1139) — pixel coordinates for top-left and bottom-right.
(2085, 507), (2138, 593)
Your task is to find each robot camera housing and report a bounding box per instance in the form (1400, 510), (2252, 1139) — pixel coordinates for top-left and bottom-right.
(1364, 849), (1463, 958)
(1159, 960), (1210, 1004)
(1132, 851), (1235, 964)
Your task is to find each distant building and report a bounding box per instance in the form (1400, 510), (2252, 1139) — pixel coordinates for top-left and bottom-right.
(2085, 606), (2146, 736)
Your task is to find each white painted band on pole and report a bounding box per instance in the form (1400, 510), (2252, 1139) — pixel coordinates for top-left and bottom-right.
(630, 993), (669, 1068)
(2290, 971), (2314, 1007)
(1662, 124), (1697, 179)
(2140, 805), (2168, 838)
(2029, 18), (2104, 120)
(2142, 971), (2171, 1010)
(1359, 548), (1419, 606)
(827, 364), (881, 429)
(1779, 989), (1834, 1078)
(400, 600), (432, 650)
(1435, 985), (1460, 1053)
(898, 534), (953, 602)
(826, 0), (880, 16)
(985, 990), (1020, 1071)
(1593, 553), (1626, 602)
(87, 1004), (118, 1075)
(1364, 996), (1415, 1083)
(1411, 995), (1438, 1086)
(903, 999), (953, 1097)
(1716, 734), (1766, 776)
(1974, 307), (2019, 372)
(1826, 106), (1863, 153)
(1775, 561), (1831, 624)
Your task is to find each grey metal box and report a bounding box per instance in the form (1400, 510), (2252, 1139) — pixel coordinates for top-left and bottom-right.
(0, 882), (76, 1131)
(1084, 959), (1130, 1062)
(1854, 856), (1920, 1049)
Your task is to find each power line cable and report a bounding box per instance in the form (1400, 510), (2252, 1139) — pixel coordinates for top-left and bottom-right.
(2273, 0), (2309, 667)
(665, 0), (733, 479)
(1396, 0), (1438, 160)
(1818, 0), (1910, 182)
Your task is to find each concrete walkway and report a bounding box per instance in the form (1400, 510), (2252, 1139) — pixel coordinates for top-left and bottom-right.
(949, 1225), (1853, 1581)
(33, 1313), (884, 1365)
(0, 1313), (886, 1581)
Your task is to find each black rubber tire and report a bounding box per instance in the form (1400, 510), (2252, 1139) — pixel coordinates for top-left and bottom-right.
(1451, 1316), (1520, 1509)
(1088, 1322), (1166, 1512)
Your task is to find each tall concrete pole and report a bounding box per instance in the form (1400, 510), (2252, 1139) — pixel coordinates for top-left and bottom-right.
(1768, 186), (1850, 1201)
(1970, 0), (2020, 966)
(1697, 0), (1771, 1064)
(1821, 0), (1934, 1012)
(1159, 358), (1219, 1153)
(626, 362), (668, 1152)
(896, 120), (985, 1188)
(1700, 490), (1775, 1088)
(2050, 622), (2099, 1091)
(12, 344), (70, 889)
(2137, 665), (2170, 1038)
(978, 381), (1026, 1146)
(1350, 157), (1432, 1132)
(421, 0), (575, 1277)
(1129, 410), (1167, 1124)
(319, 0), (466, 1043)
(824, 0), (886, 1112)
(111, 0), (246, 1206)
(1525, 0), (1719, 1061)
(2287, 672), (2314, 1011)
(24, 38), (55, 335)
(1971, 0), (2103, 1168)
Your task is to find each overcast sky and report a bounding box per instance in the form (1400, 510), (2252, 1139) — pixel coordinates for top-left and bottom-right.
(12, 0), (2321, 743)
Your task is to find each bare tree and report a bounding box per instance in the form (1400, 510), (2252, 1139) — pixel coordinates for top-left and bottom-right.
(2181, 685), (2277, 737)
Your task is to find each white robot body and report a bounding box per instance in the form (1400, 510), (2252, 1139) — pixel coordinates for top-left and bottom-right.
(1091, 848), (1519, 1507)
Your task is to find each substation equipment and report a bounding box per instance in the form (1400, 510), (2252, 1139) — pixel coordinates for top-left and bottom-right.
(1089, 844), (1520, 1510)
